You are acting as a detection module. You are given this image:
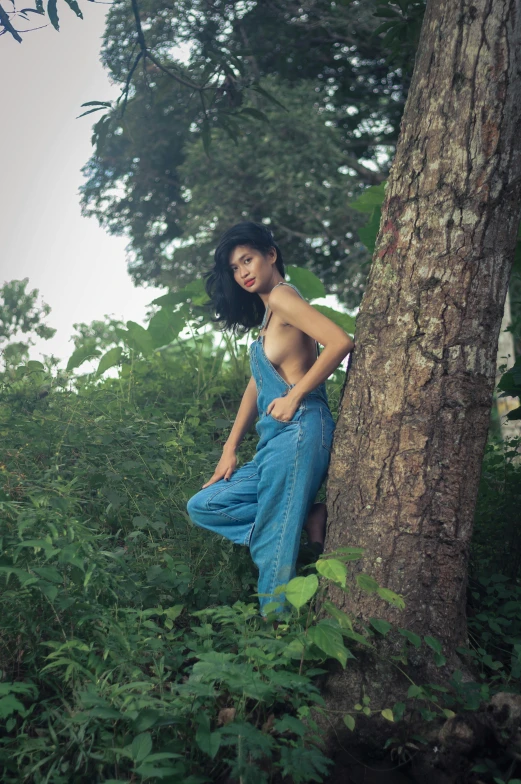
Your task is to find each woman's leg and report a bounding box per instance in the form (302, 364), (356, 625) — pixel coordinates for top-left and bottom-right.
(249, 412), (331, 614)
(186, 461), (259, 546)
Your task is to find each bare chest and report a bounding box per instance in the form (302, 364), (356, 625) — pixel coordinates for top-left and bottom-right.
(259, 317), (317, 382)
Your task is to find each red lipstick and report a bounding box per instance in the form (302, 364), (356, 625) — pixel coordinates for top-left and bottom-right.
(244, 279), (255, 287)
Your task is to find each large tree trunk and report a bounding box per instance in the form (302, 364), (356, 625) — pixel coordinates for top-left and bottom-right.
(324, 0), (521, 738)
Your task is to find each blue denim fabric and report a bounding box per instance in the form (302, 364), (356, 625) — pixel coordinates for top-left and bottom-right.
(187, 285), (335, 614)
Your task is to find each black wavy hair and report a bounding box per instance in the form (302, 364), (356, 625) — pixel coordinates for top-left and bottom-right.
(204, 221), (285, 333)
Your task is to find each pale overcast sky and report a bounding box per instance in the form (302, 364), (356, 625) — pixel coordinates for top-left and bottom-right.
(1, 3), (164, 365)
(1, 7), (352, 369)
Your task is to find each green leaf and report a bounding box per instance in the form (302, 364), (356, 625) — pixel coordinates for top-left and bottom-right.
(250, 81), (288, 110)
(0, 695), (26, 719)
(96, 346), (123, 376)
(26, 360), (45, 372)
(381, 709), (394, 722)
(274, 715), (306, 736)
(322, 601), (353, 630)
(424, 636), (443, 655)
(201, 116), (212, 157)
(308, 623), (348, 667)
(369, 618), (392, 636)
(316, 558), (347, 587)
(195, 723), (221, 758)
(312, 305), (356, 337)
(239, 107), (270, 122)
(407, 685), (423, 699)
(343, 714), (355, 731)
(349, 182), (387, 213)
(47, 0), (59, 29)
(377, 586), (405, 609)
(285, 574), (319, 609)
(33, 567), (63, 584)
(342, 629), (373, 648)
(398, 628), (421, 648)
(63, 0), (83, 17)
(126, 321), (155, 357)
(285, 265), (326, 299)
(358, 206), (382, 253)
(147, 308), (185, 348)
(66, 344), (100, 372)
(356, 573), (379, 593)
(131, 732), (152, 762)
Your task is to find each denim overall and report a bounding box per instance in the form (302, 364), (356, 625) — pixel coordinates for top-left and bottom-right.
(186, 282), (335, 614)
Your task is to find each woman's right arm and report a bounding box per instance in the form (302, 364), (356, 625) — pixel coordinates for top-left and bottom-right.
(201, 376), (258, 488)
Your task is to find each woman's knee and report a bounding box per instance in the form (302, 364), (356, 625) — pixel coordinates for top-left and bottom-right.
(187, 491), (205, 522)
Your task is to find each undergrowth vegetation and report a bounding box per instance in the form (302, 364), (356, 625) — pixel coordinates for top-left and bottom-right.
(1, 284), (521, 782)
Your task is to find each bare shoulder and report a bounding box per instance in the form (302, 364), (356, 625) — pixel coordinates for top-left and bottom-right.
(267, 284), (304, 311)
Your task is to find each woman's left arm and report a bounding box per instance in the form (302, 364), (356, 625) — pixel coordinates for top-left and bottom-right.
(268, 285), (355, 410)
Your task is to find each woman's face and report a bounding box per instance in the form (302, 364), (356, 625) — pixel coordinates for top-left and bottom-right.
(228, 245), (277, 293)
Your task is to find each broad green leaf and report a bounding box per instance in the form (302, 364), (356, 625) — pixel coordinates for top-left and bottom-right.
(308, 623), (348, 667)
(285, 265), (326, 299)
(325, 546), (365, 560)
(349, 182), (387, 213)
(356, 573), (379, 593)
(312, 305), (356, 336)
(131, 732), (152, 762)
(377, 586), (405, 609)
(322, 601), (353, 630)
(147, 308), (185, 348)
(26, 360), (45, 372)
(316, 558), (347, 587)
(398, 628), (421, 648)
(126, 321), (155, 357)
(274, 715), (306, 736)
(33, 567), (63, 584)
(195, 724), (221, 758)
(369, 618), (392, 636)
(285, 574), (319, 608)
(0, 695), (26, 719)
(151, 278), (206, 308)
(358, 206), (382, 253)
(343, 714), (355, 731)
(424, 636), (443, 655)
(96, 347), (123, 376)
(343, 629), (373, 648)
(47, 0), (59, 29)
(434, 652), (447, 667)
(66, 344), (100, 372)
(381, 709), (394, 722)
(407, 685), (423, 698)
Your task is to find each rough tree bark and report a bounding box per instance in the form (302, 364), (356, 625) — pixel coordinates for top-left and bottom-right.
(324, 0), (521, 737)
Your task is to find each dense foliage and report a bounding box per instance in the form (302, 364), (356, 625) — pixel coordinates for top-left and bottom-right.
(1, 265), (521, 782)
(79, 0), (427, 305)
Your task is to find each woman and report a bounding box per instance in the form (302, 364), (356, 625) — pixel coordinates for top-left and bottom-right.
(186, 222), (354, 615)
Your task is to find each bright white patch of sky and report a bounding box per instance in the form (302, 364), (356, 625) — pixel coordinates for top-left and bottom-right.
(0, 3), (164, 366)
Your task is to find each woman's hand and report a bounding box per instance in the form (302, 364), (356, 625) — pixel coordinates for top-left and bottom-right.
(266, 395), (300, 422)
(201, 445), (237, 488)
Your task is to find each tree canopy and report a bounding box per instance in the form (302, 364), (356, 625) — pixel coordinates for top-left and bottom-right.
(79, 0), (426, 304)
